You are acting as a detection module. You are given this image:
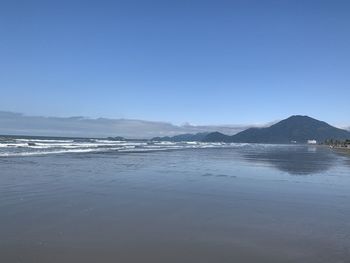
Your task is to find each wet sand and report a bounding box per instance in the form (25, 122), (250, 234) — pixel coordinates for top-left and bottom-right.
(1, 145), (350, 262)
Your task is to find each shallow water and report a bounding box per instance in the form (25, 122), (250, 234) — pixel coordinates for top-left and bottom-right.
(1, 143), (350, 262)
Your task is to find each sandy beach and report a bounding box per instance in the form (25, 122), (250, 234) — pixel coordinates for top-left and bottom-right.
(1, 144), (350, 262)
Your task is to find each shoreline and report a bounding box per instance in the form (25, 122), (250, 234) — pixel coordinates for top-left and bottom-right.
(331, 146), (350, 154)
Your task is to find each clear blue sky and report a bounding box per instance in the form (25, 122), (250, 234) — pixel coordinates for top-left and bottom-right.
(0, 0), (349, 126)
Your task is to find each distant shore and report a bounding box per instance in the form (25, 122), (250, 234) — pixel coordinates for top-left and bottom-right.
(331, 146), (350, 154)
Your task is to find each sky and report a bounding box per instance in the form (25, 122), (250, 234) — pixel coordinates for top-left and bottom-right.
(0, 0), (349, 133)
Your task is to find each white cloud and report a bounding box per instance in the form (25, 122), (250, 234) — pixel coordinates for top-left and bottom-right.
(0, 111), (258, 138)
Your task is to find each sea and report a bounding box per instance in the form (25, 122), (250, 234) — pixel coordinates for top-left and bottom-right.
(1, 135), (350, 262)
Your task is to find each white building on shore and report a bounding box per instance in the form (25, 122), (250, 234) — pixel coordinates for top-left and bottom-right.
(307, 139), (317, 144)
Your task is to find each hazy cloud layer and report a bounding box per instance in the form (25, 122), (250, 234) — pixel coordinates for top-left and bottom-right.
(0, 111), (260, 138)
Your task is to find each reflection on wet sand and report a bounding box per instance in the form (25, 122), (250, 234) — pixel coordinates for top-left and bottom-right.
(240, 145), (336, 175)
(1, 146), (350, 262)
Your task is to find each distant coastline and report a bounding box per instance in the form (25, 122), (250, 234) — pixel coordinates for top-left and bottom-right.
(1, 115), (349, 145)
(331, 146), (350, 153)
(325, 139), (350, 154)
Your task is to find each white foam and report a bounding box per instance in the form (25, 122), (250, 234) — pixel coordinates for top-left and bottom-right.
(0, 140), (257, 157)
(0, 143), (29, 148)
(15, 139), (74, 143)
(0, 147), (124, 157)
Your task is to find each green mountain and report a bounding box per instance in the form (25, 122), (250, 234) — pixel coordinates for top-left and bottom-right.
(203, 115), (350, 143)
(152, 132), (209, 142)
(201, 132), (231, 142)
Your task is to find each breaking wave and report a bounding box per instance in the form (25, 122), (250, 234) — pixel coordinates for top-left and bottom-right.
(0, 136), (246, 157)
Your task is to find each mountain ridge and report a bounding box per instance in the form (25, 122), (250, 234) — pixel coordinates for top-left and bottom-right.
(153, 116), (350, 144)
(205, 115), (350, 143)
(151, 132), (209, 142)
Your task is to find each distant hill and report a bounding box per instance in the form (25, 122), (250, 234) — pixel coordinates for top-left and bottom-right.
(202, 115), (350, 143)
(201, 132), (231, 142)
(151, 132), (209, 142)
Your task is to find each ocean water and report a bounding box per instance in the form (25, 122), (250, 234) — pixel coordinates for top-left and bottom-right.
(1, 137), (350, 262)
(0, 136), (231, 157)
